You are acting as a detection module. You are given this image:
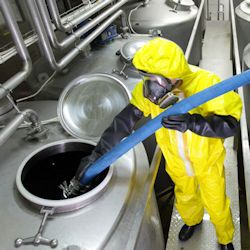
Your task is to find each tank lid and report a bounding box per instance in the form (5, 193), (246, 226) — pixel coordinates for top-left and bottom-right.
(120, 37), (153, 63)
(58, 73), (130, 142)
(172, 0), (195, 7)
(243, 43), (250, 68)
(240, 0), (250, 15)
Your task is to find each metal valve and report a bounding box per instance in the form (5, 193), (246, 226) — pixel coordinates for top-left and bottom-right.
(15, 207), (58, 248)
(112, 63), (128, 79)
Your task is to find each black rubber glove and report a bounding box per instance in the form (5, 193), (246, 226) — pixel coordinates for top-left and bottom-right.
(75, 103), (143, 181)
(162, 113), (239, 138)
(75, 151), (101, 181)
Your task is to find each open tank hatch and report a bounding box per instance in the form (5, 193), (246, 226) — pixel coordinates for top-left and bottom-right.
(16, 139), (113, 213)
(21, 142), (108, 200)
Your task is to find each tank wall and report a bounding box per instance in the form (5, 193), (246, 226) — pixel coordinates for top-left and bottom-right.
(242, 58), (250, 137)
(235, 11), (250, 62)
(243, 84), (250, 138)
(124, 1), (202, 65)
(234, 0), (244, 8)
(135, 192), (165, 250)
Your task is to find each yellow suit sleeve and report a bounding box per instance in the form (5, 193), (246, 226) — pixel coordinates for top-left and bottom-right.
(130, 81), (151, 117)
(196, 74), (242, 121)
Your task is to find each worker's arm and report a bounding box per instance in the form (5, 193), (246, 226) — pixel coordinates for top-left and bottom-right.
(162, 113), (239, 138)
(75, 103), (143, 181)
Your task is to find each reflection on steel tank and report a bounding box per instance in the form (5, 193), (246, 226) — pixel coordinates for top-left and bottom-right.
(235, 0), (250, 61)
(234, 0), (245, 8)
(242, 44), (250, 138)
(123, 0), (202, 65)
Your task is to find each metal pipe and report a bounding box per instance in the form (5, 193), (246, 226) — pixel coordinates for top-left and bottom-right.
(0, 109), (38, 146)
(59, 10), (126, 69)
(230, 0), (241, 74)
(0, 0), (32, 99)
(47, 0), (114, 32)
(26, 0), (59, 70)
(185, 0), (205, 61)
(206, 0), (210, 20)
(217, 0), (220, 20)
(26, 0), (126, 71)
(38, 0), (128, 50)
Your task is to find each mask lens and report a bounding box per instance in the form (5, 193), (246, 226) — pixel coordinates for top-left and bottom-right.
(143, 78), (168, 103)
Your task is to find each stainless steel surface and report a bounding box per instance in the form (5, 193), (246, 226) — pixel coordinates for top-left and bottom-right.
(26, 35), (143, 100)
(0, 108), (40, 146)
(124, 0), (202, 65)
(26, 0), (127, 71)
(0, 111), (25, 146)
(112, 37), (153, 79)
(243, 43), (250, 68)
(16, 139), (115, 213)
(47, 0), (113, 32)
(169, 0), (195, 10)
(38, 0), (129, 50)
(0, 96), (14, 116)
(235, 0), (250, 61)
(0, 34), (38, 64)
(0, 0), (32, 99)
(166, 138), (241, 250)
(104, 145), (164, 250)
(185, 0), (205, 61)
(58, 73), (130, 141)
(0, 100), (164, 250)
(120, 37), (153, 62)
(233, 0), (250, 230)
(231, 0), (242, 74)
(241, 45), (250, 230)
(15, 207), (58, 248)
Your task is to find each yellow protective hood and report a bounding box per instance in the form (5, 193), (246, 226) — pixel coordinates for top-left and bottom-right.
(132, 38), (192, 79)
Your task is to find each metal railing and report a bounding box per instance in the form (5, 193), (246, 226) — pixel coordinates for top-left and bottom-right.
(206, 0), (225, 21)
(230, 0), (250, 230)
(185, 0), (205, 61)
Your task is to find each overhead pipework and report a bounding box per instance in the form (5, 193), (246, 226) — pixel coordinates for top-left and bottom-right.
(25, 0), (129, 71)
(37, 0), (129, 50)
(0, 0), (44, 146)
(47, 0), (116, 32)
(0, 0), (32, 100)
(0, 1), (108, 64)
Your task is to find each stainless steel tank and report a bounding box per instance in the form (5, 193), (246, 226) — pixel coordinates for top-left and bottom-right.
(0, 74), (164, 249)
(123, 0), (201, 65)
(239, 42), (250, 138)
(235, 0), (250, 61)
(234, 0), (244, 8)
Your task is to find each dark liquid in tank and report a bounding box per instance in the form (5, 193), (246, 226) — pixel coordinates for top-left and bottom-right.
(22, 148), (108, 200)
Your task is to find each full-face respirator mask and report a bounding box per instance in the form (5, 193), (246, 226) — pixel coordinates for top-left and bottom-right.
(139, 71), (182, 109)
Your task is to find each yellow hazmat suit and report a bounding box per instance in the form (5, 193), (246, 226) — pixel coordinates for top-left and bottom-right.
(131, 38), (242, 244)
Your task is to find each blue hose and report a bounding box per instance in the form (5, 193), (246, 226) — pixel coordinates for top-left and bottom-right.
(80, 70), (250, 185)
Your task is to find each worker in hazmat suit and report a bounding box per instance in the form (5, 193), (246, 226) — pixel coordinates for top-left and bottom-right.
(73, 38), (242, 250)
